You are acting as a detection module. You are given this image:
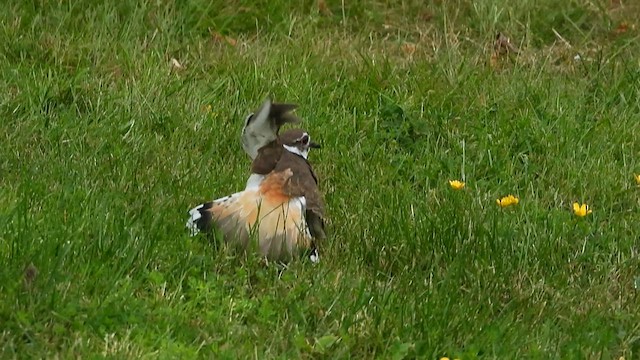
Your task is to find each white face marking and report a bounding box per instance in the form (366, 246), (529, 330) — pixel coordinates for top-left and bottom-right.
(283, 132), (313, 159)
(283, 144), (309, 159)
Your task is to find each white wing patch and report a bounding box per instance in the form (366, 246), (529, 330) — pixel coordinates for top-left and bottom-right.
(243, 113), (254, 127)
(309, 249), (319, 263)
(245, 173), (265, 190)
(293, 196), (307, 212)
(186, 204), (204, 236)
(241, 98), (276, 160)
(290, 195), (312, 240)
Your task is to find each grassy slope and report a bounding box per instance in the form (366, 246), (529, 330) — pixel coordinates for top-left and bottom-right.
(1, 0), (639, 358)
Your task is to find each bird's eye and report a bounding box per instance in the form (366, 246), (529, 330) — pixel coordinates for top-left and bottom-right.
(300, 135), (309, 145)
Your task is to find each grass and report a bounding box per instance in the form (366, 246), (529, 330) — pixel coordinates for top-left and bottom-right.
(1, 0), (640, 358)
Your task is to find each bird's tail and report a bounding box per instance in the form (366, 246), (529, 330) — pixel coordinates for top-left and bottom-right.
(186, 189), (311, 261)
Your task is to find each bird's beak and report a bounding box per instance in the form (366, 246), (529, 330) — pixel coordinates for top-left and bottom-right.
(309, 141), (321, 149)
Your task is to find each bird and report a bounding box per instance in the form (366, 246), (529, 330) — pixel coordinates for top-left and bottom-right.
(186, 99), (326, 262)
(242, 97), (327, 249)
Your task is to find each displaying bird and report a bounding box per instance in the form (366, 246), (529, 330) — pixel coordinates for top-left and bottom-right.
(187, 99), (326, 262)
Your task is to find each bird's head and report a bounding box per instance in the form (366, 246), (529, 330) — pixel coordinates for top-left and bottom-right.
(279, 129), (321, 160)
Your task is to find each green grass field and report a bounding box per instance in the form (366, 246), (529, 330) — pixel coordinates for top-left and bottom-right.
(2, 0), (640, 358)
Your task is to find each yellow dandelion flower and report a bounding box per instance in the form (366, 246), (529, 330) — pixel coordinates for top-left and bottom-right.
(496, 194), (519, 208)
(635, 174), (640, 185)
(449, 180), (465, 190)
(573, 202), (592, 217)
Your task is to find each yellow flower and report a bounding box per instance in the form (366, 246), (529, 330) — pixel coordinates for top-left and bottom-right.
(449, 180), (465, 190)
(496, 194), (519, 208)
(573, 202), (592, 217)
(635, 174), (640, 185)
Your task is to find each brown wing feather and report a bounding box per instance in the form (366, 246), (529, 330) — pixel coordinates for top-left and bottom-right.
(269, 103), (300, 127)
(247, 104), (301, 175)
(274, 151), (327, 240)
(251, 141), (283, 175)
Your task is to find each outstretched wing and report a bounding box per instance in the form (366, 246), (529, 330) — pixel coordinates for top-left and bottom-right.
(241, 97), (300, 160)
